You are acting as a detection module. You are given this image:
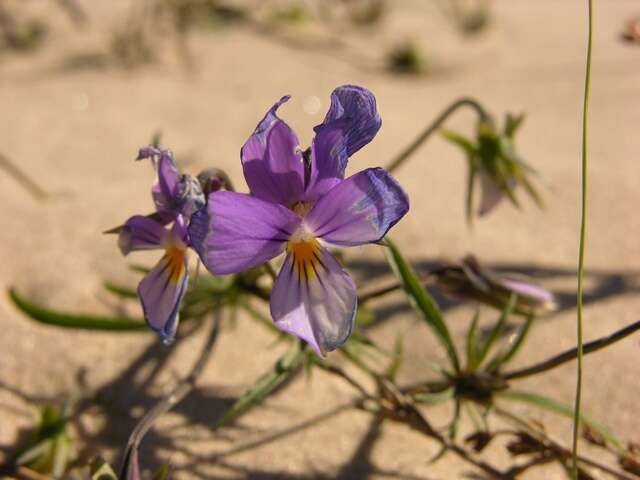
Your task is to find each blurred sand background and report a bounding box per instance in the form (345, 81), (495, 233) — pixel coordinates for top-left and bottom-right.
(1, 0), (639, 478)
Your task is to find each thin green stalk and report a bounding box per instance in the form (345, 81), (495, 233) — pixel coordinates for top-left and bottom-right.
(572, 0), (593, 477)
(386, 97), (489, 173)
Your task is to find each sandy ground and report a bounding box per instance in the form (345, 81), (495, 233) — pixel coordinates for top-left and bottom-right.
(1, 1), (639, 478)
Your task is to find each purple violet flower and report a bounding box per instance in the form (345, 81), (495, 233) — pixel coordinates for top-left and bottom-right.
(113, 146), (212, 343)
(189, 85), (409, 356)
(119, 215), (190, 343)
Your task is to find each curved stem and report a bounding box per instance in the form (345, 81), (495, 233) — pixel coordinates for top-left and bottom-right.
(503, 320), (640, 381)
(572, 0), (593, 476)
(119, 314), (221, 479)
(386, 97), (490, 173)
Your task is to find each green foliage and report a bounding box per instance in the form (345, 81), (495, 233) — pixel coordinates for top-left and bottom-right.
(215, 340), (305, 428)
(90, 457), (118, 480)
(384, 238), (460, 372)
(8, 288), (148, 331)
(11, 402), (74, 477)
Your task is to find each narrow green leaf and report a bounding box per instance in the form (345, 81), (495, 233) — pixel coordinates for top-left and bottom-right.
(8, 288), (148, 331)
(465, 161), (476, 225)
(465, 310), (481, 370)
(384, 335), (403, 381)
(103, 281), (138, 299)
(384, 239), (460, 372)
(497, 389), (624, 452)
(463, 401), (484, 431)
(475, 294), (516, 369)
(90, 457), (118, 480)
(486, 314), (533, 372)
(441, 128), (476, 154)
(215, 341), (305, 428)
(448, 400), (462, 440)
(412, 387), (455, 405)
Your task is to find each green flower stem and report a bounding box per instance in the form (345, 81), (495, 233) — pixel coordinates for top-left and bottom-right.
(386, 97), (490, 173)
(572, 0), (593, 476)
(504, 320), (640, 381)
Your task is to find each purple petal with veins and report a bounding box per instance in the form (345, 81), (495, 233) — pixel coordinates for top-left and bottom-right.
(271, 246), (357, 356)
(315, 85), (381, 157)
(305, 168), (409, 247)
(188, 191), (301, 275)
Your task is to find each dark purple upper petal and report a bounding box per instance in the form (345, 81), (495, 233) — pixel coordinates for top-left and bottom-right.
(305, 168), (409, 247)
(188, 191), (301, 275)
(304, 122), (349, 202)
(314, 85), (381, 158)
(241, 96), (305, 207)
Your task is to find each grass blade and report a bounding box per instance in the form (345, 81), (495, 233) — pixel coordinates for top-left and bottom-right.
(497, 389), (623, 452)
(384, 238), (460, 372)
(215, 341), (305, 428)
(8, 288), (148, 331)
(486, 314), (533, 372)
(475, 294), (516, 369)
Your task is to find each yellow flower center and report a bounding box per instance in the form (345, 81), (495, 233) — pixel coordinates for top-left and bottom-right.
(288, 238), (320, 281)
(165, 246), (187, 283)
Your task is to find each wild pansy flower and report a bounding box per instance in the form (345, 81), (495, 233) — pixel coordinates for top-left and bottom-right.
(434, 255), (557, 316)
(189, 85), (410, 356)
(115, 147), (216, 343)
(441, 113), (542, 221)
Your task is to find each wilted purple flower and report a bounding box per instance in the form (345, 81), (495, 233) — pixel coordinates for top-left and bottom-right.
(119, 215), (189, 342)
(136, 146), (205, 222)
(434, 255), (557, 316)
(111, 146), (218, 343)
(189, 85), (409, 356)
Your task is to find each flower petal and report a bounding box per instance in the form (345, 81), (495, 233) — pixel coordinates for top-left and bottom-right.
(478, 171), (514, 216)
(151, 151), (181, 212)
(304, 122), (349, 202)
(118, 215), (167, 255)
(241, 96), (305, 207)
(315, 85), (381, 157)
(270, 246), (357, 356)
(188, 191), (301, 275)
(305, 168), (409, 246)
(138, 250), (189, 342)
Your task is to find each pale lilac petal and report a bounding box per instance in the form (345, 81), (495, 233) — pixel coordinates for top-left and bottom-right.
(138, 251), (189, 342)
(270, 246), (357, 356)
(315, 85), (381, 157)
(305, 168), (409, 247)
(304, 122), (348, 202)
(118, 216), (167, 255)
(188, 191), (301, 275)
(241, 96), (305, 207)
(478, 171), (514, 216)
(499, 277), (556, 305)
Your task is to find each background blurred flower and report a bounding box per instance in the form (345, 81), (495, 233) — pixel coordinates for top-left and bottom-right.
(434, 254), (557, 316)
(441, 113), (542, 221)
